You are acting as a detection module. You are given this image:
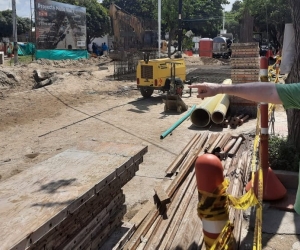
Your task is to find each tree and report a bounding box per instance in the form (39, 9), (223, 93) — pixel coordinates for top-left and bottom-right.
(286, 0), (300, 151)
(183, 0), (229, 38)
(224, 2), (243, 42)
(0, 10), (31, 38)
(58, 0), (111, 43)
(241, 0), (291, 48)
(102, 0), (156, 20)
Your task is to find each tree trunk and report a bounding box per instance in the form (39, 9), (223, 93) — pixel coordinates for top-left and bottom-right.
(286, 0), (300, 149)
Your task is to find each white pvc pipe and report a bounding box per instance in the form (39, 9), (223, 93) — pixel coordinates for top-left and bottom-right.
(158, 0), (161, 58)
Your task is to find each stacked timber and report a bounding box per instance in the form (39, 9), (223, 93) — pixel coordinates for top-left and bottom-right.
(230, 42), (260, 116)
(107, 132), (253, 250)
(0, 141), (147, 250)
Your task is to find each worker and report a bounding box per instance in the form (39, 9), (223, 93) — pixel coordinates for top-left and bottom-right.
(188, 81), (300, 213)
(7, 44), (12, 58)
(92, 42), (99, 56)
(102, 42), (108, 56)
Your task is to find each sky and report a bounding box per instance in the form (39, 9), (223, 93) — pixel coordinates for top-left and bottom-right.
(0, 0), (234, 18)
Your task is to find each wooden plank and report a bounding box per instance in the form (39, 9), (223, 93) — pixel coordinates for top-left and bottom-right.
(153, 185), (170, 207)
(122, 204), (160, 250)
(123, 133), (208, 250)
(168, 190), (201, 249)
(159, 177), (197, 249)
(129, 200), (153, 229)
(136, 214), (161, 250)
(0, 143), (146, 249)
(144, 172), (196, 249)
(166, 132), (209, 197)
(207, 133), (224, 154)
(165, 134), (200, 175)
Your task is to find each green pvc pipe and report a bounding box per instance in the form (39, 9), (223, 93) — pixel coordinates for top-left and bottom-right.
(160, 105), (196, 139)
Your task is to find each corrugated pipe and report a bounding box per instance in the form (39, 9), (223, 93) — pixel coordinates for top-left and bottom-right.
(190, 94), (223, 127)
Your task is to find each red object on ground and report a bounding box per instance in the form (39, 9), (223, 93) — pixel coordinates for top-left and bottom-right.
(184, 50), (193, 56)
(246, 168), (286, 201)
(195, 154), (227, 245)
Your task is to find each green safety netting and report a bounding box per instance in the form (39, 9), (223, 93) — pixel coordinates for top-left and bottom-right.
(17, 43), (35, 56)
(35, 49), (88, 60)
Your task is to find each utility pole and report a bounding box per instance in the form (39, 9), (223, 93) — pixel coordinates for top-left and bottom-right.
(158, 0), (161, 58)
(12, 0), (18, 64)
(177, 0), (182, 54)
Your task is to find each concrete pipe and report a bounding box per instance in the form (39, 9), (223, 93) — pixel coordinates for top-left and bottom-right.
(191, 94), (223, 127)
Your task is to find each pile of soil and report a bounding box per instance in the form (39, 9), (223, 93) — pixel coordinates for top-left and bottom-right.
(183, 54), (226, 66)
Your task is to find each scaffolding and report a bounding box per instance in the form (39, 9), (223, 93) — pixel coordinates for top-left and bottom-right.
(113, 51), (156, 80)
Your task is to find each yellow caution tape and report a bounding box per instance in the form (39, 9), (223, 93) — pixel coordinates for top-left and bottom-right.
(198, 178), (259, 250)
(198, 101), (276, 249)
(210, 221), (234, 250)
(197, 179), (229, 220)
(228, 187), (259, 210)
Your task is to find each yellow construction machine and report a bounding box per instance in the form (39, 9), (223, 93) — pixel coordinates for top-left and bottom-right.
(136, 55), (190, 112)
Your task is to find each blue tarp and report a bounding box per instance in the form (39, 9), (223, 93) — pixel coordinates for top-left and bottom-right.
(35, 49), (88, 60)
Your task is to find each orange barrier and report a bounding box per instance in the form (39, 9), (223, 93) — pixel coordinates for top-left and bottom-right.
(195, 154), (232, 249)
(246, 56), (286, 200)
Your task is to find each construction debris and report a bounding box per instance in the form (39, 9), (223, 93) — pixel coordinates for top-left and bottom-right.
(111, 132), (253, 250)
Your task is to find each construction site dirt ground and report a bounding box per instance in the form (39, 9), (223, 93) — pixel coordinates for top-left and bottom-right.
(0, 55), (296, 249)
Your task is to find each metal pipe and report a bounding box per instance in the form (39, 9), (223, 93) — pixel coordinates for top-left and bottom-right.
(160, 105), (196, 139)
(238, 115), (249, 126)
(190, 95), (223, 127)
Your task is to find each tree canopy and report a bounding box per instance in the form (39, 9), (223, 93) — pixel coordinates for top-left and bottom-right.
(226, 0), (291, 47)
(0, 10), (31, 38)
(102, 0), (156, 21)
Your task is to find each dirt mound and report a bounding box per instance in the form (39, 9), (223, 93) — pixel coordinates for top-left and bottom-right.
(0, 69), (19, 88)
(200, 57), (224, 65)
(27, 56), (112, 68)
(183, 55), (224, 66)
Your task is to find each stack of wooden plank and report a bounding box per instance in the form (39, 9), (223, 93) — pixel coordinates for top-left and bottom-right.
(108, 132), (253, 250)
(0, 141), (147, 249)
(230, 42), (260, 116)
